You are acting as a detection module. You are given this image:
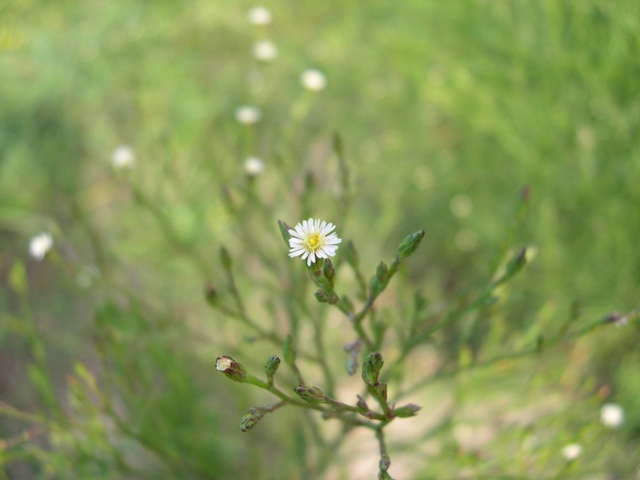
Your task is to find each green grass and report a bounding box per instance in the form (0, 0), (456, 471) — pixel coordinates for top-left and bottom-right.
(1, 0), (639, 478)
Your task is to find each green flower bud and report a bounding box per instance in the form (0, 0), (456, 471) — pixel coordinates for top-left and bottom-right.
(204, 283), (218, 307)
(344, 338), (361, 375)
(277, 220), (292, 247)
(344, 241), (359, 270)
(340, 295), (354, 313)
(216, 356), (248, 383)
(362, 352), (384, 386)
(376, 261), (389, 282)
(220, 246), (232, 270)
(369, 262), (389, 297)
(397, 229), (425, 260)
(315, 290), (329, 303)
(294, 385), (326, 404)
(367, 382), (388, 401)
(240, 412), (261, 432)
(322, 259), (335, 287)
(265, 355), (281, 377)
(314, 290), (338, 304)
(356, 395), (370, 414)
(393, 403), (421, 418)
(369, 276), (385, 298)
(345, 356), (358, 376)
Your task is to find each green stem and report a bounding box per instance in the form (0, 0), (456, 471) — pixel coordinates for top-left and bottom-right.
(375, 427), (393, 480)
(398, 316), (618, 399)
(245, 376), (379, 429)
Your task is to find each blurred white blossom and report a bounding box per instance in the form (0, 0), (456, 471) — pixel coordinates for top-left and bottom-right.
(300, 69), (327, 92)
(111, 146), (135, 169)
(235, 105), (261, 125)
(600, 403), (624, 428)
(247, 6), (271, 25)
(29, 232), (53, 261)
(252, 40), (278, 61)
(244, 157), (265, 176)
(561, 443), (583, 462)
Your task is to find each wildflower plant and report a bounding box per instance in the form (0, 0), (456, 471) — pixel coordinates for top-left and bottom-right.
(215, 215), (426, 478)
(204, 136), (639, 479)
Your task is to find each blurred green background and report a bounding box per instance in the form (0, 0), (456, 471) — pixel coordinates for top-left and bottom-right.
(1, 0), (639, 478)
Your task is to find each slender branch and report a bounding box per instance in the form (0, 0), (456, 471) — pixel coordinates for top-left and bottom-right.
(375, 427), (394, 480)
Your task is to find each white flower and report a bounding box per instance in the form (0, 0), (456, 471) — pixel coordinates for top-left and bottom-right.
(300, 69), (327, 92)
(235, 105), (261, 125)
(111, 146), (135, 169)
(562, 443), (583, 462)
(247, 6), (271, 25)
(252, 40), (278, 61)
(244, 157), (265, 176)
(288, 218), (341, 266)
(601, 403), (624, 428)
(29, 232), (53, 260)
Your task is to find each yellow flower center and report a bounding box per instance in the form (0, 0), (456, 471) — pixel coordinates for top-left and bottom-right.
(304, 232), (322, 252)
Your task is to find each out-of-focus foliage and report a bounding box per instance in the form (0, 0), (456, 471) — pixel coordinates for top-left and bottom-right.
(1, 0), (639, 478)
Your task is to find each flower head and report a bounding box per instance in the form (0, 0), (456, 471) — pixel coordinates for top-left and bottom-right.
(600, 403), (624, 428)
(247, 6), (272, 25)
(288, 218), (341, 266)
(235, 105), (261, 125)
(300, 69), (327, 92)
(216, 356), (248, 383)
(29, 232), (53, 260)
(111, 146), (135, 169)
(252, 40), (278, 61)
(562, 443), (583, 462)
(244, 157), (265, 176)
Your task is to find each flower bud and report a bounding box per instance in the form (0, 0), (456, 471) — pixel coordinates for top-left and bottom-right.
(220, 246), (232, 270)
(265, 355), (281, 377)
(362, 352), (384, 386)
(397, 229), (425, 260)
(345, 241), (359, 270)
(393, 403), (421, 418)
(204, 283), (218, 307)
(240, 412), (261, 432)
(340, 295), (354, 313)
(375, 262), (389, 282)
(314, 290), (338, 304)
(369, 262), (389, 297)
(370, 277), (385, 297)
(507, 247), (527, 276)
(356, 395), (370, 414)
(216, 356), (248, 383)
(345, 356), (358, 376)
(322, 259), (335, 287)
(277, 220), (292, 247)
(344, 339), (361, 375)
(294, 385), (326, 404)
